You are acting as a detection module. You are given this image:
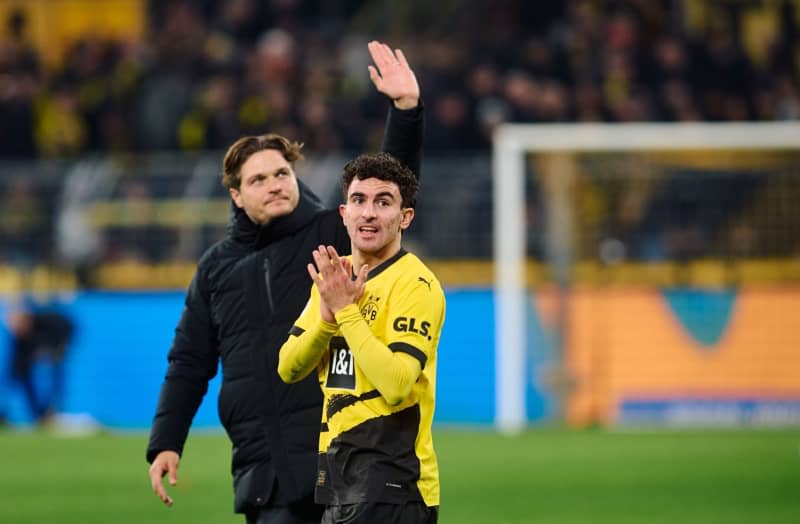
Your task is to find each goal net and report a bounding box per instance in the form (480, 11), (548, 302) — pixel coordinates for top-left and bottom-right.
(493, 122), (800, 433)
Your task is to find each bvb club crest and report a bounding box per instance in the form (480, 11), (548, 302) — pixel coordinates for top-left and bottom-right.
(361, 294), (380, 325)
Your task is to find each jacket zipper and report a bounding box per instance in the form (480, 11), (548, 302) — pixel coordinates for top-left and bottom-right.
(263, 258), (275, 313)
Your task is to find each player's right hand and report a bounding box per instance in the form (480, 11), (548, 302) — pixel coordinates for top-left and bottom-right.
(149, 450), (180, 507)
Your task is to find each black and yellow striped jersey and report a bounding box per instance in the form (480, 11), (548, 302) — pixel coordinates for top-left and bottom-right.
(278, 248), (445, 507)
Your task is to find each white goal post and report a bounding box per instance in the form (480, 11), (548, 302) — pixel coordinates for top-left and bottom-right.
(492, 121), (800, 434)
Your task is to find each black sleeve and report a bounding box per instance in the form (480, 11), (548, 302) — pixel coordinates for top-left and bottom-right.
(326, 102), (425, 248)
(381, 102), (425, 181)
(146, 262), (219, 463)
(317, 208), (351, 257)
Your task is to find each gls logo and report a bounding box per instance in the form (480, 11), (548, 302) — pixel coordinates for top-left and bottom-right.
(392, 316), (431, 339)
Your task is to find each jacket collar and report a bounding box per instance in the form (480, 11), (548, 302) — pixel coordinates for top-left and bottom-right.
(228, 179), (328, 248)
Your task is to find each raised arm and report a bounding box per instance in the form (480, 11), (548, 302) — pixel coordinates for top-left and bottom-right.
(368, 41), (424, 180)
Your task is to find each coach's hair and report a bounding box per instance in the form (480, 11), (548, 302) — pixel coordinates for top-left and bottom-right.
(341, 152), (418, 208)
(222, 133), (304, 190)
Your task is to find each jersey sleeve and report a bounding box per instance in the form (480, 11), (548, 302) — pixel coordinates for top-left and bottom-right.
(334, 274), (445, 405)
(382, 275), (445, 369)
(278, 284), (337, 384)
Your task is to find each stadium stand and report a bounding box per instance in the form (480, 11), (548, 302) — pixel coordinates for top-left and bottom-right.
(0, 0), (799, 289)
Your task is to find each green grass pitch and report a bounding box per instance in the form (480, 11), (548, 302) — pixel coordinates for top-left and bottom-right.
(0, 427), (798, 523)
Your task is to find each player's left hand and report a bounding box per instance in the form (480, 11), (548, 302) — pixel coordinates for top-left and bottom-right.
(368, 40), (419, 110)
(308, 245), (368, 315)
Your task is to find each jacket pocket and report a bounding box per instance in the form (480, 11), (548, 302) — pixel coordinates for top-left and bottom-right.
(233, 463), (276, 513)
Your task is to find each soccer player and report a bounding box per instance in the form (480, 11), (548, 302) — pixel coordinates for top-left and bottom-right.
(278, 152), (445, 524)
(146, 41), (423, 524)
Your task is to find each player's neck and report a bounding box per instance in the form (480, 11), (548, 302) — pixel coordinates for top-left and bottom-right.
(352, 241), (403, 274)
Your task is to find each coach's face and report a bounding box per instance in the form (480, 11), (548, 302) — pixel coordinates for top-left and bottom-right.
(340, 177), (414, 259)
(230, 149), (300, 225)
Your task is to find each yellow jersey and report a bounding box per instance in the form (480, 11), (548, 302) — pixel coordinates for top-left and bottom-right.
(279, 249), (445, 507)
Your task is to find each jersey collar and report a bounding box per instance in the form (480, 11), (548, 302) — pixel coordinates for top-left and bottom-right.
(365, 248), (408, 281)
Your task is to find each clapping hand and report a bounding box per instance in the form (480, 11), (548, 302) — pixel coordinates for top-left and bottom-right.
(307, 246), (368, 322)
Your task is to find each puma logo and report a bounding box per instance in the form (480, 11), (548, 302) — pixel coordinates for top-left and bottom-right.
(417, 276), (431, 290)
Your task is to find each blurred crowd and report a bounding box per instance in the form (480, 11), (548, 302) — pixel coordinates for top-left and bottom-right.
(1, 0), (800, 279)
(0, 0), (799, 159)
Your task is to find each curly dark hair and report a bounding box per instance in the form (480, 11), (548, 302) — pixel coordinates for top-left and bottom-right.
(222, 133), (304, 190)
(341, 152), (418, 208)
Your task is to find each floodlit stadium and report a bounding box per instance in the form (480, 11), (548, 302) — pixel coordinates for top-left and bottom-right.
(1, 1), (799, 523)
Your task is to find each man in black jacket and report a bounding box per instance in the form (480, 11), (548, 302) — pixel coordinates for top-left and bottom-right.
(146, 41), (423, 523)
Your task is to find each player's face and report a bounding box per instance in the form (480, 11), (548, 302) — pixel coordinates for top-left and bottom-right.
(340, 177), (414, 259)
(230, 149), (300, 225)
